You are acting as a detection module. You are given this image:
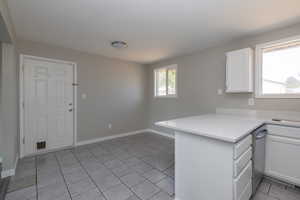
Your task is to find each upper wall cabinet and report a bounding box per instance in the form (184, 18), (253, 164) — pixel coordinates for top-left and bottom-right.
(226, 48), (253, 93)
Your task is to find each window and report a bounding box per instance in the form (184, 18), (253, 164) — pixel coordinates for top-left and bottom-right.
(154, 65), (177, 97)
(256, 36), (300, 98)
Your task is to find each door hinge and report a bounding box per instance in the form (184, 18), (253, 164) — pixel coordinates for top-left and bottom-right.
(22, 101), (25, 109)
(22, 136), (25, 144)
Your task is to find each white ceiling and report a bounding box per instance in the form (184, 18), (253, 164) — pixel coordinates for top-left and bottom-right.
(7, 0), (300, 64)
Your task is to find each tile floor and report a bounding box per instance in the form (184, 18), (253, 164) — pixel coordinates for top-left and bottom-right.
(252, 178), (300, 200)
(5, 132), (300, 200)
(6, 133), (175, 200)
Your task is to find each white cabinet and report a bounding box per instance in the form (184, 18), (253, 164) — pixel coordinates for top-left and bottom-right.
(234, 161), (252, 200)
(175, 132), (252, 200)
(233, 135), (253, 200)
(265, 125), (300, 186)
(226, 48), (253, 93)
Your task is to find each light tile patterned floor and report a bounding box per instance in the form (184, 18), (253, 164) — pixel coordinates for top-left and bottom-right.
(6, 133), (175, 200)
(6, 132), (300, 200)
(252, 178), (300, 200)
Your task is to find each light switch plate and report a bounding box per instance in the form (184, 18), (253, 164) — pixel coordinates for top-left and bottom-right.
(248, 98), (255, 106)
(81, 93), (87, 99)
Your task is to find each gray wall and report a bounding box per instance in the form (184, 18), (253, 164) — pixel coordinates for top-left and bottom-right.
(0, 43), (19, 171)
(0, 44), (3, 167)
(17, 40), (148, 143)
(0, 0), (18, 172)
(0, 0), (16, 43)
(0, 15), (11, 43)
(147, 23), (300, 134)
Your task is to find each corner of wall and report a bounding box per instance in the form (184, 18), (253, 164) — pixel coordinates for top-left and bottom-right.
(0, 0), (17, 44)
(0, 42), (19, 177)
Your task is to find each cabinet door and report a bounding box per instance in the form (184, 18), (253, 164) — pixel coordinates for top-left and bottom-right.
(265, 135), (300, 186)
(226, 48), (253, 93)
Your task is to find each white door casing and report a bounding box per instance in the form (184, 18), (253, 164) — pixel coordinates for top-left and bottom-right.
(20, 55), (77, 157)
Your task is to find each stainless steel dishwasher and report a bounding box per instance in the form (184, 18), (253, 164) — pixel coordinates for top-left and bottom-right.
(252, 126), (268, 195)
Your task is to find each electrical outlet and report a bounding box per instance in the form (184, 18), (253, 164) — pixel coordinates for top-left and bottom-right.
(108, 124), (112, 129)
(81, 93), (87, 99)
(248, 98), (255, 106)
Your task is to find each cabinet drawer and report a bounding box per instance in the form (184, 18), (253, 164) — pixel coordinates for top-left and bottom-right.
(234, 147), (252, 177)
(267, 125), (300, 139)
(237, 180), (252, 200)
(234, 135), (252, 159)
(234, 161), (252, 200)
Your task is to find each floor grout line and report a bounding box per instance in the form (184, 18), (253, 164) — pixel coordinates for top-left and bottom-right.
(88, 148), (144, 200)
(35, 156), (38, 200)
(266, 181), (271, 195)
(54, 153), (74, 200)
(71, 149), (109, 200)
(87, 143), (166, 200)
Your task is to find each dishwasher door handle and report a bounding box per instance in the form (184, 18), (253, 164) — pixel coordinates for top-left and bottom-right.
(255, 130), (268, 139)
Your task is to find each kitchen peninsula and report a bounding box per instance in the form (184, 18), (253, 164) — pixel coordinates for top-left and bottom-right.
(156, 113), (300, 200)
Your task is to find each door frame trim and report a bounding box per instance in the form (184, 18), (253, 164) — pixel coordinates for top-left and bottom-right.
(19, 54), (78, 158)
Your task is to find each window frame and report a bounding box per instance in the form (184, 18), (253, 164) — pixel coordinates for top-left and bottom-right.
(255, 35), (300, 99)
(154, 64), (178, 98)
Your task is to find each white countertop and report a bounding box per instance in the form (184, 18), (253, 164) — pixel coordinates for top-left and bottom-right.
(155, 113), (300, 143)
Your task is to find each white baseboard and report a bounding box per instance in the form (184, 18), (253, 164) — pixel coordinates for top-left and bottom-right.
(1, 153), (19, 178)
(23, 145), (74, 158)
(146, 129), (175, 139)
(76, 129), (148, 146)
(76, 129), (174, 147)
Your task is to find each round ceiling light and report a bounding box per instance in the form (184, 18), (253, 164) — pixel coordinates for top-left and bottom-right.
(111, 41), (128, 49)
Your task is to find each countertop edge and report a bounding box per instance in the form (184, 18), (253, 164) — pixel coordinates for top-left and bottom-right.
(155, 121), (261, 143)
(155, 119), (300, 143)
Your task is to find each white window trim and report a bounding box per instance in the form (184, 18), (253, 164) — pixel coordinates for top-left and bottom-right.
(255, 35), (300, 99)
(154, 64), (178, 98)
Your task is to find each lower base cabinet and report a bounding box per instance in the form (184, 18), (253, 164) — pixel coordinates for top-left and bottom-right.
(265, 135), (300, 186)
(175, 132), (252, 200)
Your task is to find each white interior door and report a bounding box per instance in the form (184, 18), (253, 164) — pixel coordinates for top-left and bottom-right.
(23, 56), (75, 156)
